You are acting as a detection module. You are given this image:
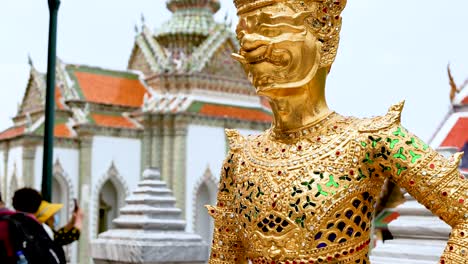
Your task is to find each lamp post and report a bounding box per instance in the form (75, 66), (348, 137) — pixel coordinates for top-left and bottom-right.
(41, 0), (61, 202)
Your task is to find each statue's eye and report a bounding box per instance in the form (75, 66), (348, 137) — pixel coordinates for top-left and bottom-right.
(261, 28), (281, 38)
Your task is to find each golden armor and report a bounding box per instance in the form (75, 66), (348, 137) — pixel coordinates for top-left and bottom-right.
(208, 0), (468, 263)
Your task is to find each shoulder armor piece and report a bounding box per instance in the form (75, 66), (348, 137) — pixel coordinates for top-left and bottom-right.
(358, 101), (405, 132)
(225, 129), (245, 151)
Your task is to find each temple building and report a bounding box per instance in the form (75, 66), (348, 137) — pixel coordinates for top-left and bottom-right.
(0, 0), (271, 263)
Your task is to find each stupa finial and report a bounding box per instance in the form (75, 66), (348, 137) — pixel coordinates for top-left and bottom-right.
(166, 0), (220, 14)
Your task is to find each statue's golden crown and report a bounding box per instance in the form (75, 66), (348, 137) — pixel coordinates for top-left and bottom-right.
(234, 0), (347, 67)
(234, 0), (346, 15)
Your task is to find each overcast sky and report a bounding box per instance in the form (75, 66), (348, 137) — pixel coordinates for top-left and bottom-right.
(0, 0), (467, 142)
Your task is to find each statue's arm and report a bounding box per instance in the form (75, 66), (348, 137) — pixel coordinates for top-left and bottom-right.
(366, 103), (467, 263)
(206, 151), (246, 264)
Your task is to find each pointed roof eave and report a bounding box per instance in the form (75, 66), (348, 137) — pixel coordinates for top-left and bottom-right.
(453, 85), (468, 105)
(133, 25), (171, 73)
(189, 25), (232, 73)
(17, 65), (46, 115)
(56, 58), (80, 102)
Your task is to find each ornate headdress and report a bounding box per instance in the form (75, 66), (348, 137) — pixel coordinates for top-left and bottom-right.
(234, 0), (347, 67)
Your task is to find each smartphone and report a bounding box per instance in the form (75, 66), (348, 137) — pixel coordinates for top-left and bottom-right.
(73, 198), (78, 212)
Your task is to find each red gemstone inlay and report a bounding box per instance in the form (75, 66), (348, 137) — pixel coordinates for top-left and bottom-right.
(350, 249), (355, 253)
(336, 151), (341, 156)
(449, 246), (454, 251)
(461, 232), (465, 237)
(265, 148), (269, 152)
(350, 170), (355, 176)
(430, 163), (435, 169)
(317, 137), (321, 141)
(441, 260), (445, 264)
(298, 146), (303, 150)
(327, 256), (332, 261)
(409, 180), (415, 185)
(282, 149), (286, 153)
(459, 199), (464, 204)
(335, 254), (340, 258)
(278, 171), (282, 175)
(333, 125), (338, 129)
(272, 202), (276, 208)
(323, 7), (328, 13)
(442, 191), (448, 197)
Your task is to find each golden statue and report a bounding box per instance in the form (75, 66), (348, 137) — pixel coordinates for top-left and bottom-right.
(207, 0), (468, 263)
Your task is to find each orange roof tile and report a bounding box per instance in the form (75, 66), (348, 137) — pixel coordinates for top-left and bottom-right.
(54, 123), (73, 138)
(74, 71), (147, 107)
(199, 104), (272, 122)
(0, 126), (25, 140)
(441, 117), (468, 149)
(91, 113), (137, 129)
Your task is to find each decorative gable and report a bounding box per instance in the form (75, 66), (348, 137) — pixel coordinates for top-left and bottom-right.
(19, 69), (45, 115)
(199, 39), (246, 80)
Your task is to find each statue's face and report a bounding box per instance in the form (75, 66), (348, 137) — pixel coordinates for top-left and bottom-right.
(234, 5), (321, 95)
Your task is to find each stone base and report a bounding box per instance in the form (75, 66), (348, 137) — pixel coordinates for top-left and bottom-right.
(370, 194), (450, 263)
(92, 231), (208, 264)
(91, 169), (209, 264)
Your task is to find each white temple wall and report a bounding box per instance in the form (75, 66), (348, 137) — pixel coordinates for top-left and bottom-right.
(88, 136), (140, 239)
(33, 147), (79, 192)
(185, 125), (263, 233)
(186, 125), (226, 232)
(90, 136), (141, 192)
(5, 147), (22, 206)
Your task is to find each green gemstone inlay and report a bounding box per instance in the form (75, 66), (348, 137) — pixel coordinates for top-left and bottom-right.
(361, 141), (367, 147)
(406, 137), (419, 149)
(301, 179), (315, 190)
(379, 164), (391, 173)
(393, 147), (407, 161)
(422, 143), (429, 151)
(357, 168), (367, 181)
(315, 184), (329, 197)
(393, 127), (407, 138)
(409, 150), (422, 163)
(363, 153), (374, 164)
(369, 136), (382, 148)
(326, 175), (339, 188)
(295, 214), (306, 228)
(387, 138), (400, 149)
(396, 163), (408, 175)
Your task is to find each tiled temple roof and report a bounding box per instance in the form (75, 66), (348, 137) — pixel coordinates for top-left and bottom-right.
(187, 101), (272, 123)
(90, 112), (139, 129)
(0, 126), (26, 140)
(66, 65), (148, 108)
(440, 117), (468, 149)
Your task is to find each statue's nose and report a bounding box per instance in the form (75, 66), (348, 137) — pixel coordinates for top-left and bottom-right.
(241, 33), (269, 52)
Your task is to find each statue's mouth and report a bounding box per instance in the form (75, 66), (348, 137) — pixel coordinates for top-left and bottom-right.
(241, 45), (291, 67)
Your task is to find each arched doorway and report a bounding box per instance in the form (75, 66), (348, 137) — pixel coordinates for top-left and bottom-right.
(51, 177), (68, 227)
(97, 179), (119, 234)
(195, 183), (213, 243)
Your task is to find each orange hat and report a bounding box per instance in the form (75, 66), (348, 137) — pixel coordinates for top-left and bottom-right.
(35, 200), (63, 223)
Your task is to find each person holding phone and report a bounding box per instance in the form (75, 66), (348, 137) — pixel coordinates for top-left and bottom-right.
(35, 198), (83, 246)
